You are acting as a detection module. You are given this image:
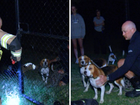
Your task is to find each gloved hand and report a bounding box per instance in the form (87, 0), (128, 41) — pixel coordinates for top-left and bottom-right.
(11, 59), (16, 64)
(10, 56), (16, 64)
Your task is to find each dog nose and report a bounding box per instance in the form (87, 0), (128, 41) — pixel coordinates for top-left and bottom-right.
(81, 61), (84, 64)
(84, 71), (87, 75)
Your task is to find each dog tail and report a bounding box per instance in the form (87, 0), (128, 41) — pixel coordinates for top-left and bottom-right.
(50, 64), (54, 71)
(108, 45), (116, 57)
(100, 63), (107, 68)
(109, 45), (112, 53)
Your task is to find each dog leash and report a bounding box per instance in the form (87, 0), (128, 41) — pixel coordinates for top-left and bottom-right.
(91, 60), (101, 69)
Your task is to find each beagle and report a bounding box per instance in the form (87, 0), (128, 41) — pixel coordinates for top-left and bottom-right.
(84, 64), (125, 103)
(22, 62), (37, 73)
(108, 45), (117, 64)
(78, 55), (107, 92)
(40, 58), (53, 84)
(108, 53), (116, 64)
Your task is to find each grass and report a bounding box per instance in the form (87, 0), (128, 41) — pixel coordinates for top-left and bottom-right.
(71, 53), (140, 105)
(0, 67), (68, 105)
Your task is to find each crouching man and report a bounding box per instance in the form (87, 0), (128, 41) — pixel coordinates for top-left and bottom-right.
(96, 21), (140, 97)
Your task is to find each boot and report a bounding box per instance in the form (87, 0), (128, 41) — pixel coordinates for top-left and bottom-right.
(125, 76), (140, 97)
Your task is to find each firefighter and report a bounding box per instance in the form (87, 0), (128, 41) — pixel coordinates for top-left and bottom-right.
(0, 17), (22, 64)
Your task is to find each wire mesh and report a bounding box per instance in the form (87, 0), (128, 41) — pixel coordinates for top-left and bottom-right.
(0, 0), (69, 105)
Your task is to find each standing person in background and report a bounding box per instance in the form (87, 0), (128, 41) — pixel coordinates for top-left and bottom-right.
(93, 9), (106, 54)
(71, 4), (86, 64)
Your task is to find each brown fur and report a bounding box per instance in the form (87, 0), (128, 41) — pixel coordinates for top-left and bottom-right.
(78, 55), (107, 68)
(89, 64), (105, 79)
(78, 55), (92, 67)
(40, 58), (50, 68)
(87, 64), (123, 85)
(115, 78), (123, 86)
(22, 64), (38, 73)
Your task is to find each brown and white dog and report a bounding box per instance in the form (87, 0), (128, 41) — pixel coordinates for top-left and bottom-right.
(78, 55), (107, 92)
(108, 46), (117, 64)
(108, 53), (117, 64)
(84, 64), (125, 103)
(22, 62), (37, 73)
(40, 58), (53, 84)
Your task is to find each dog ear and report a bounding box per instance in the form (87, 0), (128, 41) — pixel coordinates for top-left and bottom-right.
(47, 59), (50, 68)
(85, 56), (90, 63)
(40, 59), (43, 67)
(93, 66), (100, 78)
(89, 58), (92, 64)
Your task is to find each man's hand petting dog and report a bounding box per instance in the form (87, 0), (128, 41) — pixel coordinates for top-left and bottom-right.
(96, 75), (107, 87)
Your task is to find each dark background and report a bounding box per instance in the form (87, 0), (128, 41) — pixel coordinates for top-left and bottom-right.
(71, 0), (140, 55)
(0, 0), (69, 69)
(0, 0), (69, 36)
(0, 0), (140, 56)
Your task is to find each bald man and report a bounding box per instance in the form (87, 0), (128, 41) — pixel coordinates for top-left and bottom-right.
(96, 21), (140, 97)
(0, 17), (22, 64)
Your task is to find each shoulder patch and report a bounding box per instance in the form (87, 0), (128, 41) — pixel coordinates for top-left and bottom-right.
(128, 50), (133, 53)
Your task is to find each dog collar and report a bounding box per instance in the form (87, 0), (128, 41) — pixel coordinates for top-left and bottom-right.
(89, 75), (97, 79)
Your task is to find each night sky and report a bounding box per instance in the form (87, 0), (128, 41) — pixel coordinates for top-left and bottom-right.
(72, 0), (140, 54)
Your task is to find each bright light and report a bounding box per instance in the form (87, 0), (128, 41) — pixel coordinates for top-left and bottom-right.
(6, 95), (20, 105)
(5, 90), (20, 105)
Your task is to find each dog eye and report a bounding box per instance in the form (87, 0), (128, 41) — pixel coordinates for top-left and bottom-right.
(89, 67), (92, 70)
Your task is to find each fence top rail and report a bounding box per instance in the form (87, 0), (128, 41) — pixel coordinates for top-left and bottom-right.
(20, 31), (69, 41)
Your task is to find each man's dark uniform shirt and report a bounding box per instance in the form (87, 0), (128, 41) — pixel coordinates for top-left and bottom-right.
(109, 31), (140, 81)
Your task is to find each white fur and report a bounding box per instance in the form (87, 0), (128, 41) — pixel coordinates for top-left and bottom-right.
(79, 56), (107, 92)
(100, 63), (107, 68)
(79, 56), (92, 92)
(85, 65), (124, 104)
(24, 62), (36, 70)
(108, 53), (116, 64)
(41, 67), (49, 84)
(40, 59), (51, 84)
(80, 56), (92, 66)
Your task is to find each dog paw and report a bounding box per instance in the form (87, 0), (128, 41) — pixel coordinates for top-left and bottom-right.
(99, 100), (104, 104)
(106, 91), (111, 94)
(93, 96), (97, 100)
(83, 89), (88, 92)
(45, 81), (47, 84)
(42, 78), (45, 81)
(118, 92), (122, 95)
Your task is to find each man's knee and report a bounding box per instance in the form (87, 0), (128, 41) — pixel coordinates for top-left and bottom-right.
(125, 71), (135, 79)
(117, 58), (125, 67)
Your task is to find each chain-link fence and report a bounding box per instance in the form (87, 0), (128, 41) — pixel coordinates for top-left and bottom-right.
(0, 0), (69, 105)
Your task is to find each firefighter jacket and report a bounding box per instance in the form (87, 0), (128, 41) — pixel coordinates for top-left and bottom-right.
(0, 29), (22, 62)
